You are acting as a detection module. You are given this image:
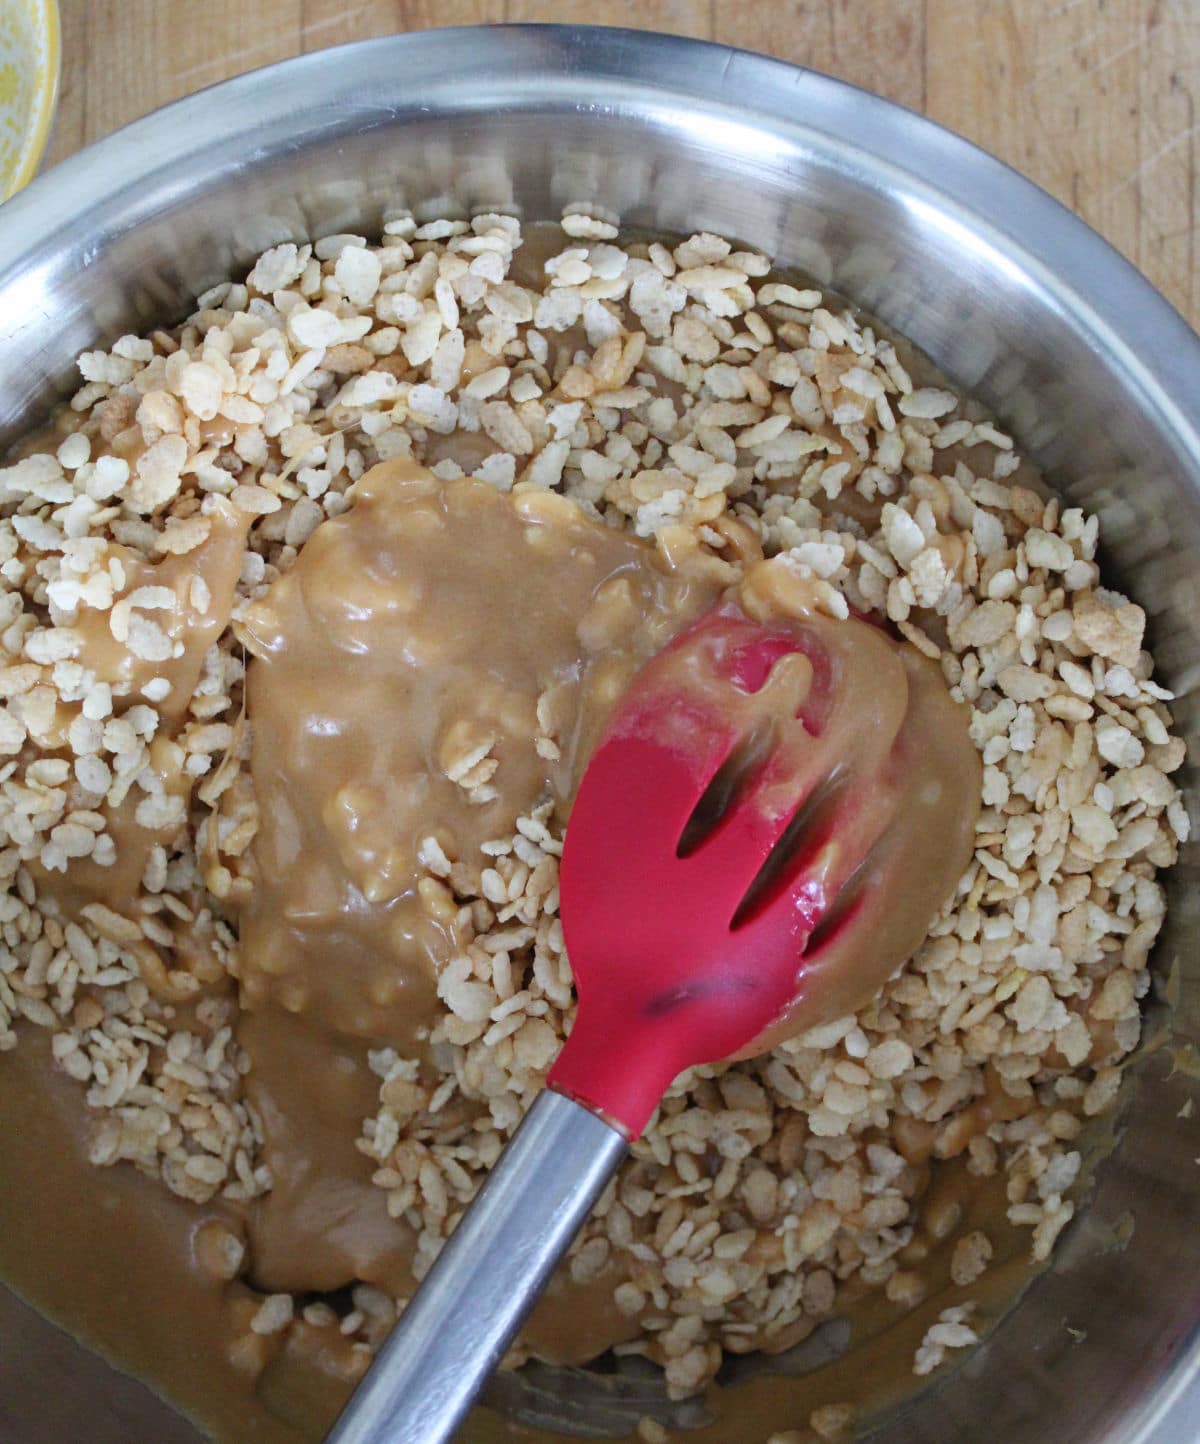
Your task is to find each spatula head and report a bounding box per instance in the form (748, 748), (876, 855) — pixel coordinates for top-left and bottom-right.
(548, 592), (979, 1138)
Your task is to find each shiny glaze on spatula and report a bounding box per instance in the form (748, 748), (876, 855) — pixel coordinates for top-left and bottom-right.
(327, 565), (980, 1444)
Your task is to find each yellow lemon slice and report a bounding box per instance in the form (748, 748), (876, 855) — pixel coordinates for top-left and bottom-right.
(0, 0), (59, 199)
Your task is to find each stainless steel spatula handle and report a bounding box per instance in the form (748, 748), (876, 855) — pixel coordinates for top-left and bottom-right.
(325, 1089), (628, 1444)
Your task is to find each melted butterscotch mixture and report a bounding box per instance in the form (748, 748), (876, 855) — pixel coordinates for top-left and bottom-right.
(2, 452), (981, 1434)
(236, 461), (720, 1046)
(0, 217), (1186, 1444)
(230, 461), (726, 1338)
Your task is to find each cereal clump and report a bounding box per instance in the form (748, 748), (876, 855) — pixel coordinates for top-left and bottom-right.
(0, 212), (1187, 1400)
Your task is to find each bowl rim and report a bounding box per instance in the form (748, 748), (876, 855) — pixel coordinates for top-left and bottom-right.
(0, 23), (1198, 1444)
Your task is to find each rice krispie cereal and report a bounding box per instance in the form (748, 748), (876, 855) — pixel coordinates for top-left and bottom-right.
(0, 211), (1188, 1413)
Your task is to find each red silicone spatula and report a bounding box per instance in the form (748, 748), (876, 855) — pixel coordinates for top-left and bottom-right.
(328, 595), (973, 1444)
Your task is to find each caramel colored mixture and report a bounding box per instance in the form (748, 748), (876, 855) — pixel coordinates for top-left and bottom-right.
(0, 457), (979, 1438)
(0, 461), (729, 1438)
(1, 215), (1185, 1444)
(0, 1035), (1048, 1444)
(734, 565), (982, 1052)
(229, 460), (723, 1352)
(235, 460), (720, 1046)
(31, 502), (252, 924)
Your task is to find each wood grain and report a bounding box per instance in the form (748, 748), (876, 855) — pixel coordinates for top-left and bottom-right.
(712, 0), (926, 111)
(924, 0), (1198, 325)
(47, 0), (1198, 326)
(300, 0), (504, 48)
(506, 0), (706, 33)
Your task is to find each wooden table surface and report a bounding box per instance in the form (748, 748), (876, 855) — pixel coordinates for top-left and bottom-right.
(49, 0), (1198, 328)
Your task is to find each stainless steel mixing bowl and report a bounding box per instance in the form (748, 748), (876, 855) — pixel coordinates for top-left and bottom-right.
(0, 23), (1197, 1444)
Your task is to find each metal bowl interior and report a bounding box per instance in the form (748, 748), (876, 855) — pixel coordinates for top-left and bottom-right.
(0, 24), (1198, 1444)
